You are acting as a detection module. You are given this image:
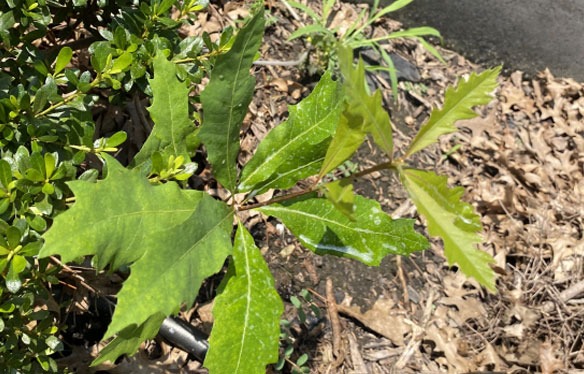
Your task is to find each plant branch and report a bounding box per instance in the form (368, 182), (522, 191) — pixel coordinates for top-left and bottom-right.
(238, 184), (319, 212)
(238, 160), (399, 212)
(35, 78), (100, 118)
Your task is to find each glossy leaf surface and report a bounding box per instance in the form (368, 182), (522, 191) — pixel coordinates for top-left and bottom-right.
(258, 196), (428, 266)
(400, 168), (496, 291)
(406, 67), (500, 157)
(199, 10), (265, 192)
(323, 179), (356, 220)
(40, 155), (233, 359)
(54, 46), (73, 75)
(132, 54), (193, 167)
(205, 224), (283, 374)
(318, 112), (366, 178)
(319, 47), (392, 177)
(340, 47), (393, 158)
(238, 72), (343, 194)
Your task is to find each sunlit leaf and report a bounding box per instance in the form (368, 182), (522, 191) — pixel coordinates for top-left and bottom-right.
(40, 155), (233, 362)
(54, 46), (73, 75)
(323, 179), (356, 220)
(400, 168), (496, 291)
(318, 112), (366, 178)
(199, 10), (265, 192)
(258, 196), (428, 266)
(131, 54), (193, 168)
(319, 46), (392, 177)
(238, 72), (343, 194)
(205, 224), (283, 373)
(405, 67), (500, 158)
(104, 192), (233, 338)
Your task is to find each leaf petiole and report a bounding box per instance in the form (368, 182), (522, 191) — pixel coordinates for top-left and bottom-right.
(239, 160), (399, 212)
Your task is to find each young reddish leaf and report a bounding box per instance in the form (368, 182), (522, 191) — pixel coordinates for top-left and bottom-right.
(405, 67), (500, 158)
(400, 168), (496, 292)
(205, 224), (283, 374)
(199, 10), (265, 192)
(131, 54), (193, 168)
(258, 196), (428, 266)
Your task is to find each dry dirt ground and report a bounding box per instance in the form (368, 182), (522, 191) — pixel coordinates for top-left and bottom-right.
(58, 1), (584, 373)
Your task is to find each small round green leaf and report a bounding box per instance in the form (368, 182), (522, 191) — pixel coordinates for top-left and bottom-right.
(105, 131), (127, 148)
(54, 47), (73, 75)
(296, 353), (308, 367)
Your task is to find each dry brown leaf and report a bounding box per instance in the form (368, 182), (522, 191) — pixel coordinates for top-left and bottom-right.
(339, 298), (410, 346)
(539, 342), (564, 374)
(197, 301), (214, 324)
(475, 342), (506, 372)
(270, 78), (289, 92)
(426, 323), (470, 373)
(439, 296), (487, 326)
(328, 4), (359, 38)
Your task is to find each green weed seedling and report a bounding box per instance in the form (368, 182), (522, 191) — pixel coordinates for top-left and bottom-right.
(285, 0), (443, 95)
(276, 289), (321, 373)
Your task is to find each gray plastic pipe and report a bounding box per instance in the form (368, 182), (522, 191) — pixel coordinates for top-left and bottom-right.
(159, 317), (209, 362)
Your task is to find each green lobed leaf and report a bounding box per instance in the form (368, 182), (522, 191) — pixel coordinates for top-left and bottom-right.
(238, 72), (343, 194)
(104, 192), (233, 338)
(399, 168), (496, 291)
(40, 155), (233, 360)
(405, 67), (500, 158)
(343, 48), (393, 157)
(199, 10), (265, 192)
(40, 154), (200, 269)
(258, 196), (428, 266)
(205, 224), (283, 374)
(91, 314), (165, 366)
(131, 54), (193, 168)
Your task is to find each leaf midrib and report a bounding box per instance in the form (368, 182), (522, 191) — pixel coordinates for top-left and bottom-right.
(261, 204), (407, 241)
(223, 25), (258, 190)
(235, 231), (253, 372)
(409, 72), (494, 156)
(240, 111), (335, 188)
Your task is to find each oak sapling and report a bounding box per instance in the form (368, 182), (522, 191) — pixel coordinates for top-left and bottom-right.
(20, 4), (501, 374)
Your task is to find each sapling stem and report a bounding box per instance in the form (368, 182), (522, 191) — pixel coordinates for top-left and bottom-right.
(35, 77), (100, 118)
(238, 160), (398, 212)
